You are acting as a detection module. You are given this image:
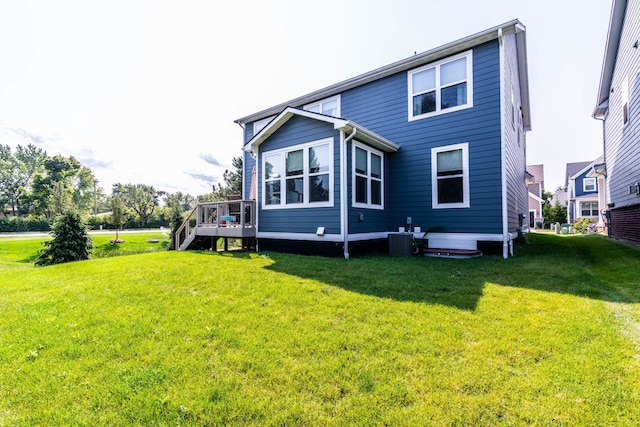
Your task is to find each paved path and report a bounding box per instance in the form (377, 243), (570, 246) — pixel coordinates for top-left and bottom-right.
(0, 228), (169, 238)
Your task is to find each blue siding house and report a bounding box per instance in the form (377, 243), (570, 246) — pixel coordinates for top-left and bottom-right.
(565, 158), (604, 224)
(593, 0), (640, 245)
(235, 20), (531, 258)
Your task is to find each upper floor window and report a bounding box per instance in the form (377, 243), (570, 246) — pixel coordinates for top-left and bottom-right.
(262, 138), (333, 209)
(431, 142), (470, 209)
(408, 51), (473, 121)
(583, 177), (596, 192)
(253, 116), (274, 135)
(304, 95), (340, 117)
(353, 143), (384, 209)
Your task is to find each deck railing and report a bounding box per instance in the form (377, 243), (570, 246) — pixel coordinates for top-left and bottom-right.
(175, 200), (256, 250)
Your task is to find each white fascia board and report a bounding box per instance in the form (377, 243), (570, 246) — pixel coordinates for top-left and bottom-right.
(336, 121), (400, 153)
(243, 107), (348, 153)
(571, 161), (597, 180)
(595, 0), (628, 114)
(528, 192), (544, 203)
(235, 20), (526, 126)
(243, 107), (399, 155)
(514, 28), (532, 131)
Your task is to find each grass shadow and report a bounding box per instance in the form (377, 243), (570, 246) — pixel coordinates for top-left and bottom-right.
(261, 233), (640, 311)
(263, 253), (489, 311)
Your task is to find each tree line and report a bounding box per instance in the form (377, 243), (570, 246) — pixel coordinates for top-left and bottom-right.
(1, 143), (243, 230)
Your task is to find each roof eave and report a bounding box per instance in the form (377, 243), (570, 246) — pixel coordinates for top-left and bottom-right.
(337, 122), (400, 153)
(235, 19), (526, 126)
(594, 0), (628, 113)
(514, 26), (532, 131)
(242, 107), (399, 154)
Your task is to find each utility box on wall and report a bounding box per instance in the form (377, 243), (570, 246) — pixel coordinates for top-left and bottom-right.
(388, 232), (413, 257)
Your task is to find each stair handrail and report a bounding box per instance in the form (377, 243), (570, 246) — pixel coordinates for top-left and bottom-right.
(175, 204), (199, 250)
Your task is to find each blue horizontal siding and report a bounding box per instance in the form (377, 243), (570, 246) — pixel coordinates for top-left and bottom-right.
(245, 39), (507, 239)
(574, 171), (598, 197)
(342, 40), (503, 234)
(257, 115), (341, 234)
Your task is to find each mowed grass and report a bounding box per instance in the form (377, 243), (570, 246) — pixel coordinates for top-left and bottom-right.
(1, 233), (640, 425)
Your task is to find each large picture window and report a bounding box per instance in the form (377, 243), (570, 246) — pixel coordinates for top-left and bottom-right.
(262, 138), (333, 208)
(353, 143), (384, 209)
(408, 51), (473, 121)
(431, 143), (470, 209)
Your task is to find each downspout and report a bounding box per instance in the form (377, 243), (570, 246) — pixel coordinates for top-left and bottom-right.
(594, 113), (609, 236)
(498, 27), (509, 259)
(342, 127), (358, 259)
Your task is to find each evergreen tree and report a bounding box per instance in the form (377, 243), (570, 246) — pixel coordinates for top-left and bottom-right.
(35, 210), (92, 266)
(222, 156), (243, 197)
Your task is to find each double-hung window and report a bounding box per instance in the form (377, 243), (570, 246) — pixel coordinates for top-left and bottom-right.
(408, 51), (473, 121)
(583, 177), (596, 192)
(253, 116), (275, 135)
(304, 95), (340, 117)
(581, 201), (598, 217)
(353, 143), (384, 209)
(262, 138), (333, 208)
(431, 143), (470, 209)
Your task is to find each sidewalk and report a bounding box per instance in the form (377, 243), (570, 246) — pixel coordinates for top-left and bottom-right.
(0, 228), (169, 238)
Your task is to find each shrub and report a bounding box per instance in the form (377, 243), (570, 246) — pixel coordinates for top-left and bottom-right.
(0, 217), (51, 232)
(35, 210), (93, 266)
(573, 217), (595, 234)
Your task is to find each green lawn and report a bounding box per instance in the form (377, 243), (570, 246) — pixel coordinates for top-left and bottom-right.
(1, 233), (639, 425)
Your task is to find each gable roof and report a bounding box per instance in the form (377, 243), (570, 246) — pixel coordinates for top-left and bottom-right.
(594, 0), (628, 118)
(236, 20), (530, 131)
(565, 156), (604, 186)
(565, 161), (593, 186)
(526, 164), (544, 183)
(243, 107), (400, 154)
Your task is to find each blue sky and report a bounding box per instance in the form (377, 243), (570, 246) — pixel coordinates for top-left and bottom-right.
(0, 0), (612, 195)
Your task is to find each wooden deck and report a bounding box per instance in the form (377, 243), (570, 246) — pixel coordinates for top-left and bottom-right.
(175, 200), (256, 251)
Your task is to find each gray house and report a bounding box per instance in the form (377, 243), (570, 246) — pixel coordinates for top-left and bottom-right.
(593, 0), (640, 245)
(526, 164), (544, 229)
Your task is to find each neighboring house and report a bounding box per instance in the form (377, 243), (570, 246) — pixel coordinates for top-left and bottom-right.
(551, 189), (568, 210)
(235, 20), (532, 259)
(593, 0), (640, 245)
(526, 164), (544, 228)
(565, 158), (603, 225)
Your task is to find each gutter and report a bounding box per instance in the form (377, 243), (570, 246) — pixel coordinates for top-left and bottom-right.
(342, 127), (357, 259)
(498, 27), (510, 259)
(235, 20), (525, 125)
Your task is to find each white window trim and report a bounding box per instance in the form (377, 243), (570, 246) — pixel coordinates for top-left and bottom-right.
(352, 142), (385, 210)
(408, 50), (473, 121)
(580, 201), (599, 218)
(583, 177), (596, 192)
(253, 116), (275, 135)
(261, 138), (334, 210)
(431, 142), (470, 209)
(303, 95), (341, 117)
